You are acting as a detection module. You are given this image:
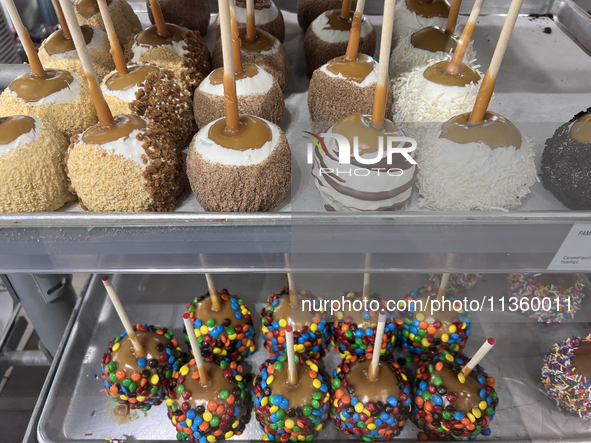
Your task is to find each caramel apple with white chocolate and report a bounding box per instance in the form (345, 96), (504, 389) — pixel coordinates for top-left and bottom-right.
(195, 0), (284, 129)
(74, 0), (140, 47)
(124, 0), (211, 94)
(39, 0), (114, 81)
(0, 115), (75, 212)
(542, 107), (591, 210)
(393, 0), (451, 46)
(304, 0), (376, 78)
(215, 0), (285, 42)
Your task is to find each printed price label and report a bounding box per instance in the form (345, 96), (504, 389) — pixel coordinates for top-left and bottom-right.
(548, 224), (591, 271)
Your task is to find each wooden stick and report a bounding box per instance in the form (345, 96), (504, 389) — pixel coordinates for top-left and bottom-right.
(285, 325), (298, 385)
(446, 0), (484, 76)
(102, 276), (146, 358)
(284, 253), (298, 307)
(371, 0), (395, 128)
(368, 310), (386, 380)
(183, 313), (210, 386)
(218, 0), (240, 132)
(205, 274), (222, 311)
(97, 0), (128, 75)
(344, 0), (366, 61)
(469, 0), (524, 122)
(229, 0), (244, 73)
(362, 252), (371, 303)
(245, 0), (256, 43)
(51, 0), (71, 40)
(436, 273), (450, 301)
(445, 0), (462, 35)
(59, 0), (114, 127)
(461, 338), (496, 376)
(341, 0), (352, 20)
(149, 0), (169, 38)
(3, 0), (45, 77)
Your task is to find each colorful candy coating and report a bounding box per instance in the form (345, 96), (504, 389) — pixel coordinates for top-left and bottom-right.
(542, 334), (591, 419)
(412, 350), (498, 440)
(261, 289), (330, 359)
(253, 354), (330, 441)
(507, 273), (585, 323)
(396, 286), (470, 359)
(184, 289), (256, 362)
(331, 290), (397, 359)
(428, 274), (483, 294)
(331, 355), (412, 441)
(100, 324), (183, 411)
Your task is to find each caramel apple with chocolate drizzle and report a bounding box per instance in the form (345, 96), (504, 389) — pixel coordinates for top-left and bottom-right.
(39, 0), (114, 81)
(212, 0), (289, 90)
(393, 0), (451, 46)
(417, 0), (536, 212)
(390, 0), (478, 78)
(215, 0), (285, 42)
(303, 0), (376, 78)
(188, 0), (291, 212)
(309, 0), (391, 133)
(253, 325), (331, 441)
(331, 311), (412, 440)
(100, 277), (184, 412)
(194, 0), (284, 129)
(124, 0), (211, 94)
(167, 315), (251, 441)
(97, 0), (195, 149)
(74, 0), (140, 47)
(312, 0), (417, 213)
(0, 0), (97, 139)
(0, 115), (75, 212)
(392, 0), (485, 144)
(58, 0), (183, 212)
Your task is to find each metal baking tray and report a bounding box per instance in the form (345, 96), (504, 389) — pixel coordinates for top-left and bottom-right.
(38, 273), (591, 442)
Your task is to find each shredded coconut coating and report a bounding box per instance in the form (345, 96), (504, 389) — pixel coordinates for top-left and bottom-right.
(39, 34), (115, 82)
(212, 37), (289, 90)
(66, 120), (183, 212)
(74, 0), (141, 48)
(124, 29), (211, 94)
(417, 129), (538, 211)
(0, 80), (98, 140)
(389, 31), (475, 79)
(0, 119), (75, 212)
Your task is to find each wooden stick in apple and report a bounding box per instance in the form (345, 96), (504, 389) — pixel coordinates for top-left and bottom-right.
(285, 325), (298, 385)
(149, 0), (169, 38)
(218, 0), (240, 132)
(461, 337), (496, 376)
(183, 312), (211, 385)
(446, 0), (485, 75)
(444, 0), (462, 35)
(343, 0), (366, 61)
(97, 0), (128, 74)
(368, 309), (387, 380)
(230, 0), (244, 73)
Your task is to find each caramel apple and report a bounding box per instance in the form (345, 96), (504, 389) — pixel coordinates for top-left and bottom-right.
(74, 0), (140, 48)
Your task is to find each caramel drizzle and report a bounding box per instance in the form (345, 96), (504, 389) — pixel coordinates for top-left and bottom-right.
(406, 0), (450, 18)
(208, 115), (272, 150)
(76, 0), (112, 18)
(0, 115), (36, 145)
(238, 27), (275, 52)
(411, 26), (457, 53)
(137, 23), (185, 47)
(44, 25), (93, 55)
(333, 113), (404, 155)
(105, 64), (159, 91)
(10, 69), (73, 102)
(423, 60), (480, 86)
(209, 64), (258, 85)
(324, 9), (353, 31)
(82, 113), (146, 144)
(569, 113), (591, 145)
(326, 54), (375, 83)
(440, 111), (522, 149)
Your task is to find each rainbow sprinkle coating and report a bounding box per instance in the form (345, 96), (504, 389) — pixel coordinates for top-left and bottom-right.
(413, 351), (498, 440)
(100, 324), (183, 411)
(396, 287), (471, 359)
(507, 273), (585, 323)
(166, 359), (251, 442)
(331, 291), (397, 359)
(261, 289), (331, 359)
(541, 334), (591, 419)
(184, 289), (256, 362)
(253, 355), (330, 442)
(428, 275), (483, 294)
(330, 355), (412, 441)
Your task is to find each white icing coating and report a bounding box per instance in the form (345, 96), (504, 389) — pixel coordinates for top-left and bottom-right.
(310, 10), (373, 44)
(130, 33), (189, 63)
(389, 30), (476, 78)
(194, 116), (279, 166)
(83, 127), (150, 168)
(0, 116), (40, 156)
(101, 67), (143, 103)
(198, 66), (273, 95)
(311, 124), (417, 212)
(417, 128), (538, 211)
(392, 59), (484, 145)
(318, 56), (379, 88)
(44, 25), (106, 59)
(393, 0), (448, 44)
(8, 73), (82, 105)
